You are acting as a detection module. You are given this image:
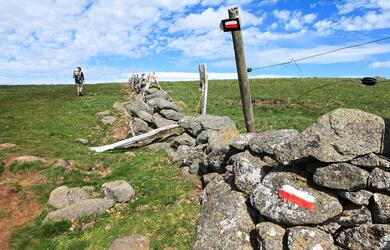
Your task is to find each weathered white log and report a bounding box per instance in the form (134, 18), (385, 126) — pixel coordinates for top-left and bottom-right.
(90, 123), (180, 153)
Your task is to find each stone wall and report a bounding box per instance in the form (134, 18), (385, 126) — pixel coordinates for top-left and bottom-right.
(168, 108), (390, 250)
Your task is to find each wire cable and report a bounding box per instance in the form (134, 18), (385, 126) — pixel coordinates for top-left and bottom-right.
(248, 36), (390, 72)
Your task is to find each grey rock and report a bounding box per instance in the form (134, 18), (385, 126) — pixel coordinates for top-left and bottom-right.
(109, 234), (150, 250)
(179, 115), (236, 137)
(171, 133), (196, 148)
(313, 163), (369, 191)
(77, 138), (89, 145)
(249, 129), (299, 155)
(338, 190), (373, 206)
(48, 186), (90, 209)
(371, 193), (390, 223)
(128, 100), (153, 116)
(196, 130), (216, 145)
(262, 155), (279, 167)
(152, 113), (176, 128)
(147, 98), (178, 111)
(335, 206), (372, 226)
(159, 109), (183, 121)
(174, 145), (204, 166)
(144, 89), (169, 101)
(233, 154), (268, 194)
(113, 102), (125, 113)
(124, 151), (136, 158)
(180, 166), (190, 176)
(44, 198), (114, 223)
(225, 164), (233, 173)
(147, 142), (169, 151)
(250, 170), (343, 225)
(287, 226), (336, 250)
(133, 117), (149, 134)
(136, 111), (153, 123)
(95, 110), (110, 116)
(351, 153), (390, 170)
(368, 168), (390, 191)
(101, 116), (117, 125)
(202, 173), (219, 186)
(256, 222), (285, 250)
(102, 180), (135, 203)
(317, 222), (342, 235)
(336, 224), (390, 250)
(189, 160), (201, 175)
(276, 109), (388, 164)
(53, 159), (75, 171)
(230, 133), (256, 151)
(194, 175), (256, 250)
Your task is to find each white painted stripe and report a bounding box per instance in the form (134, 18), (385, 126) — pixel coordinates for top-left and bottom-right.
(280, 185), (315, 203)
(226, 20), (238, 25)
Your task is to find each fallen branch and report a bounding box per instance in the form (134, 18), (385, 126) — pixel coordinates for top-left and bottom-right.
(90, 123), (180, 153)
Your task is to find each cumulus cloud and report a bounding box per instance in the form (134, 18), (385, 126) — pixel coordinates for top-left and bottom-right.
(337, 0), (390, 14)
(369, 60), (390, 68)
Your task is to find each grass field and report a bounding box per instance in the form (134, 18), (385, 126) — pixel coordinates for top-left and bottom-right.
(0, 78), (389, 249)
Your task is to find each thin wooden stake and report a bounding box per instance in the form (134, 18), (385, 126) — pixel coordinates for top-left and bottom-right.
(228, 7), (255, 132)
(199, 64), (208, 114)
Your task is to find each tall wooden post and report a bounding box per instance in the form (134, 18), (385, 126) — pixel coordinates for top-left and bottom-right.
(228, 7), (255, 132)
(199, 64), (208, 114)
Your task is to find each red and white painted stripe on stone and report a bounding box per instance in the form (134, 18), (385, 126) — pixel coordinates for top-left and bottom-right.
(279, 185), (316, 211)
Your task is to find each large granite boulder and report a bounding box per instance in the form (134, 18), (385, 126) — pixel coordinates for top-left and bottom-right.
(335, 224), (390, 250)
(338, 190), (373, 206)
(313, 163), (369, 191)
(334, 206), (372, 226)
(133, 117), (149, 134)
(179, 115), (236, 137)
(194, 175), (256, 250)
(159, 109), (183, 121)
(248, 129), (299, 155)
(44, 199), (114, 223)
(250, 170), (342, 225)
(152, 113), (176, 128)
(371, 193), (390, 223)
(128, 100), (153, 115)
(275, 109), (388, 164)
(171, 132), (196, 148)
(286, 226), (336, 250)
(136, 111), (153, 124)
(230, 133), (256, 151)
(368, 168), (390, 191)
(48, 186), (91, 209)
(146, 98), (178, 111)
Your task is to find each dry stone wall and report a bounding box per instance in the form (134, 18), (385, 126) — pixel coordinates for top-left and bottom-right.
(167, 108), (390, 250)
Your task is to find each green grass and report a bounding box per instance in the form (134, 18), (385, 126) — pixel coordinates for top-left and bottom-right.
(1, 84), (199, 250)
(1, 78), (389, 249)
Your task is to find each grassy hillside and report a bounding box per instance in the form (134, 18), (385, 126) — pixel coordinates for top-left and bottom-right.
(0, 78), (389, 250)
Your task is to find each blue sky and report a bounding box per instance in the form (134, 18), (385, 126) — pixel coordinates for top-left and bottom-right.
(1, 0), (390, 84)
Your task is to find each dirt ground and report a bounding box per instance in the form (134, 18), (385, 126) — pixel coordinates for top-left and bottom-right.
(0, 168), (43, 250)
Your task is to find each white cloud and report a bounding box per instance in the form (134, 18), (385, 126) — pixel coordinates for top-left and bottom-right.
(273, 10), (316, 31)
(337, 0), (390, 14)
(337, 11), (390, 31)
(273, 9), (290, 21)
(369, 60), (390, 68)
(314, 20), (335, 35)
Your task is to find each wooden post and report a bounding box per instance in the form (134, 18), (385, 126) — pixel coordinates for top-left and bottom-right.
(228, 7), (255, 132)
(198, 64), (208, 114)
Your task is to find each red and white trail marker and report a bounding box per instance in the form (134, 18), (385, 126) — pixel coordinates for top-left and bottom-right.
(279, 185), (316, 211)
(220, 18), (241, 32)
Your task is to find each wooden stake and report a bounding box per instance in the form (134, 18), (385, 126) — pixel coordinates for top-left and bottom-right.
(228, 7), (255, 132)
(199, 64), (208, 114)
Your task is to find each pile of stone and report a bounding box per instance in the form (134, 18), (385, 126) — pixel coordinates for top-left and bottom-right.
(44, 180), (135, 224)
(126, 74), (184, 135)
(168, 108), (390, 249)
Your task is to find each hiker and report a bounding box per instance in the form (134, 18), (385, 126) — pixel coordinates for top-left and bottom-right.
(73, 67), (85, 96)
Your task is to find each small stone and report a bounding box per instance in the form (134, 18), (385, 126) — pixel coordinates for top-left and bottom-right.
(102, 180), (135, 203)
(133, 117), (149, 134)
(44, 199), (114, 223)
(189, 160), (201, 175)
(0, 143), (16, 149)
(113, 102), (125, 112)
(262, 155), (279, 167)
(53, 159), (75, 171)
(287, 226), (336, 250)
(101, 116), (117, 125)
(124, 151), (136, 158)
(95, 110), (110, 116)
(225, 165), (233, 173)
(202, 173), (219, 186)
(180, 166), (190, 176)
(171, 133), (196, 148)
(336, 224), (390, 250)
(317, 222), (341, 235)
(136, 111), (153, 123)
(196, 130), (215, 144)
(152, 113), (176, 128)
(351, 153), (390, 170)
(338, 190), (373, 206)
(229, 133), (255, 151)
(371, 193), (390, 223)
(159, 109), (184, 121)
(256, 222), (285, 250)
(77, 138), (89, 145)
(335, 206), (372, 226)
(313, 163), (369, 191)
(368, 168), (390, 191)
(109, 235), (150, 250)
